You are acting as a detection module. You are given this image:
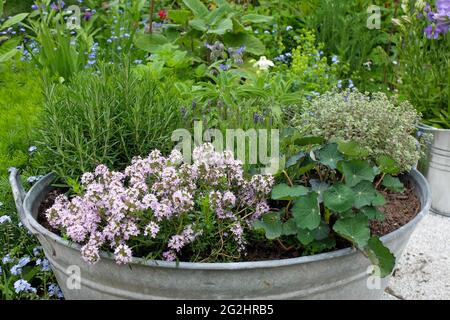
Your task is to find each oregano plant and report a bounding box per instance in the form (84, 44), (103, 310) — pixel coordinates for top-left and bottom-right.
(254, 139), (405, 277)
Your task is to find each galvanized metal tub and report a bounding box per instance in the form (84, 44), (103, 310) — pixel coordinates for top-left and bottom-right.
(418, 124), (450, 217)
(9, 168), (430, 300)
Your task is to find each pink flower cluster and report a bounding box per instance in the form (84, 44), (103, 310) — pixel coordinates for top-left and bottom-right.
(46, 143), (273, 264)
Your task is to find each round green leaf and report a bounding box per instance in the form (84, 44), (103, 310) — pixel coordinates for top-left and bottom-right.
(337, 140), (370, 158)
(364, 236), (395, 277)
(253, 212), (282, 240)
(382, 175), (405, 193)
(352, 181), (379, 209)
(341, 160), (376, 187)
(333, 215), (370, 248)
(317, 143), (344, 169)
(292, 192), (321, 230)
(271, 183), (309, 200)
(323, 183), (355, 213)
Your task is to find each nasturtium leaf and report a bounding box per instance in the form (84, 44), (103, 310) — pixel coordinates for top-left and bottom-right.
(297, 228), (314, 245)
(341, 160), (376, 187)
(182, 0), (209, 16)
(286, 151), (306, 168)
(337, 209), (356, 219)
(298, 157), (316, 175)
(337, 140), (369, 158)
(282, 219), (297, 236)
(364, 236), (396, 277)
(313, 222), (330, 241)
(292, 192), (321, 230)
(253, 212), (282, 239)
(307, 238), (336, 253)
(309, 179), (329, 203)
(189, 18), (208, 31)
(376, 155), (401, 175)
(271, 183), (309, 200)
(333, 215), (370, 248)
(371, 192), (386, 206)
(207, 18), (233, 35)
(323, 183), (355, 213)
(294, 136), (325, 147)
(382, 175), (405, 193)
(359, 206), (385, 221)
(352, 181), (380, 209)
(317, 143), (344, 169)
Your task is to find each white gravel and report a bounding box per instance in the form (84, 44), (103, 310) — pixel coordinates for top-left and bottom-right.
(383, 212), (450, 300)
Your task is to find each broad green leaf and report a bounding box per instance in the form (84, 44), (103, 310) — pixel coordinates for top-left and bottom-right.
(134, 32), (170, 52)
(365, 236), (395, 277)
(307, 238), (336, 253)
(382, 175), (405, 193)
(341, 160), (376, 187)
(223, 32), (265, 55)
(282, 219), (297, 236)
(271, 183), (309, 200)
(298, 157), (316, 175)
(1, 13), (28, 31)
(360, 206), (385, 221)
(183, 0), (209, 17)
(317, 143), (344, 169)
(297, 228), (314, 245)
(295, 136), (325, 147)
(333, 215), (370, 248)
(207, 18), (233, 35)
(241, 14), (274, 24)
(205, 4), (231, 25)
(337, 140), (369, 158)
(313, 222), (330, 241)
(285, 151), (306, 168)
(352, 181), (380, 209)
(168, 10), (191, 25)
(189, 18), (208, 32)
(0, 0), (3, 17)
(253, 212), (282, 240)
(323, 183), (355, 213)
(371, 192), (386, 206)
(292, 192), (321, 230)
(376, 155), (401, 175)
(309, 179), (329, 203)
(0, 37), (21, 63)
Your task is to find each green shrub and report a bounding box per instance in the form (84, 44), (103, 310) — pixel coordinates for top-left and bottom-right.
(38, 63), (184, 180)
(0, 62), (42, 175)
(296, 90), (423, 172)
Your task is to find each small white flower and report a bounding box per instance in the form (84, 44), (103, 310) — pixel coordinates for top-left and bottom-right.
(253, 56), (274, 71)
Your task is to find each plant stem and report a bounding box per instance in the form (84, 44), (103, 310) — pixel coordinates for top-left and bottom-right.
(147, 0), (155, 34)
(283, 170), (293, 187)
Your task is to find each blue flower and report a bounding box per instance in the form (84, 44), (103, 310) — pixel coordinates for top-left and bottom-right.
(0, 215), (12, 224)
(348, 79), (355, 89)
(33, 247), (42, 256)
(18, 256), (31, 267)
(14, 279), (36, 294)
(28, 145), (37, 154)
(48, 283), (64, 298)
(219, 64), (230, 71)
(36, 258), (52, 272)
(31, 4), (39, 10)
(10, 264), (22, 276)
(337, 80), (343, 89)
(2, 254), (11, 264)
(332, 55), (340, 64)
(286, 25), (293, 31)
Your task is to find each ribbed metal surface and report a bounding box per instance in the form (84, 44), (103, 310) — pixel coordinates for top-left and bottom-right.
(418, 124), (450, 217)
(9, 168), (430, 300)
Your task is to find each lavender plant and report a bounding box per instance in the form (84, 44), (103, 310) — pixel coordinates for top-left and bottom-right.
(45, 143), (273, 264)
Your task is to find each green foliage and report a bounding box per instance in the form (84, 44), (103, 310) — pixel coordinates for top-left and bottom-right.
(394, 1), (450, 128)
(0, 63), (42, 175)
(290, 29), (343, 94)
(38, 62), (184, 181)
(0, 12), (29, 64)
(297, 90), (424, 173)
(302, 0), (396, 92)
(257, 141), (397, 277)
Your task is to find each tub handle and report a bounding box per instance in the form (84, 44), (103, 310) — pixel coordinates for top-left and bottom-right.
(8, 168), (38, 235)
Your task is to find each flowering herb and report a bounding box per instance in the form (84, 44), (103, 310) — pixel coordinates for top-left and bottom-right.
(45, 143), (273, 264)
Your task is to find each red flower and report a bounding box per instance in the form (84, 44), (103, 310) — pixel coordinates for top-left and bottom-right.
(158, 10), (167, 19)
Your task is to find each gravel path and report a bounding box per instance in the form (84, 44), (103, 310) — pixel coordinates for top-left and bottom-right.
(383, 212), (450, 300)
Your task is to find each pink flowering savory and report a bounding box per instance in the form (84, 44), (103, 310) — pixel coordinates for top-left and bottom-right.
(45, 143), (274, 265)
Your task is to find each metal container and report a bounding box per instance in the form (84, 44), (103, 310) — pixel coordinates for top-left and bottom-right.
(9, 168), (430, 300)
(418, 124), (450, 217)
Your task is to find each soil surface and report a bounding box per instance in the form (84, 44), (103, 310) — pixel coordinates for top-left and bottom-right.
(37, 178), (421, 262)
